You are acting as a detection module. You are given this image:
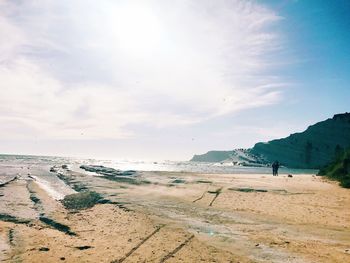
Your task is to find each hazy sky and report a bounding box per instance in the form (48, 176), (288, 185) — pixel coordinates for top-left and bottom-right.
(0, 0), (349, 160)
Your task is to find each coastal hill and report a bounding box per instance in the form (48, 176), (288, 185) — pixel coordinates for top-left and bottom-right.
(190, 113), (350, 169)
(318, 148), (350, 188)
(190, 149), (266, 166)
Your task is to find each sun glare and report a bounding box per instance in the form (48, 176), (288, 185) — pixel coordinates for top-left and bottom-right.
(112, 3), (163, 54)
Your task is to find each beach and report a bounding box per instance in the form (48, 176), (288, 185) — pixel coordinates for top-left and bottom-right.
(2, 1), (349, 262)
(1, 158), (350, 262)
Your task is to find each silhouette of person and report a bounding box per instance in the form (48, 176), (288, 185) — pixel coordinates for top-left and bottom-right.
(272, 161), (280, 176)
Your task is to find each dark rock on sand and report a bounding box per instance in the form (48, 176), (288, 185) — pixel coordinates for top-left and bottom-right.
(39, 217), (76, 236)
(80, 165), (150, 185)
(50, 167), (57, 173)
(196, 180), (212, 184)
(62, 191), (102, 210)
(56, 173), (88, 192)
(0, 176), (18, 187)
(228, 188), (268, 193)
(79, 165), (137, 177)
(8, 229), (15, 245)
(0, 213), (31, 224)
(171, 179), (186, 184)
(75, 246), (93, 250)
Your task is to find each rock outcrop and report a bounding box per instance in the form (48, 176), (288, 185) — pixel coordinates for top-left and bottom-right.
(79, 165), (150, 185)
(80, 165), (136, 177)
(190, 149), (266, 166)
(191, 151), (235, 163)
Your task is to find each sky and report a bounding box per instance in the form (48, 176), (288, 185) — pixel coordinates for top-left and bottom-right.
(0, 0), (349, 160)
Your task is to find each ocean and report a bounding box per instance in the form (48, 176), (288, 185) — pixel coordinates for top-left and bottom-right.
(0, 154), (318, 175)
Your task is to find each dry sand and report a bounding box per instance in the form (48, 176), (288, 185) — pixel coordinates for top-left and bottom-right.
(1, 168), (350, 262)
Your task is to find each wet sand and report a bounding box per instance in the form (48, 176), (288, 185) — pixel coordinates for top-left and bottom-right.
(1, 165), (350, 262)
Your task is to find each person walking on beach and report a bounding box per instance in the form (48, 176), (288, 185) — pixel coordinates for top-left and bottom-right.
(272, 161), (280, 176)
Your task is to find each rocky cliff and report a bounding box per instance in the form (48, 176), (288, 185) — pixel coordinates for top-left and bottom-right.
(191, 113), (350, 169)
(250, 113), (350, 168)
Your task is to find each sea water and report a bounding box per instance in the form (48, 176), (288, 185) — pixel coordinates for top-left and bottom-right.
(0, 154), (317, 175)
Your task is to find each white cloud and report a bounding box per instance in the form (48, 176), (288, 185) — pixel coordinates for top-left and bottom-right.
(0, 16), (24, 61)
(0, 59), (126, 139)
(0, 0), (285, 140)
